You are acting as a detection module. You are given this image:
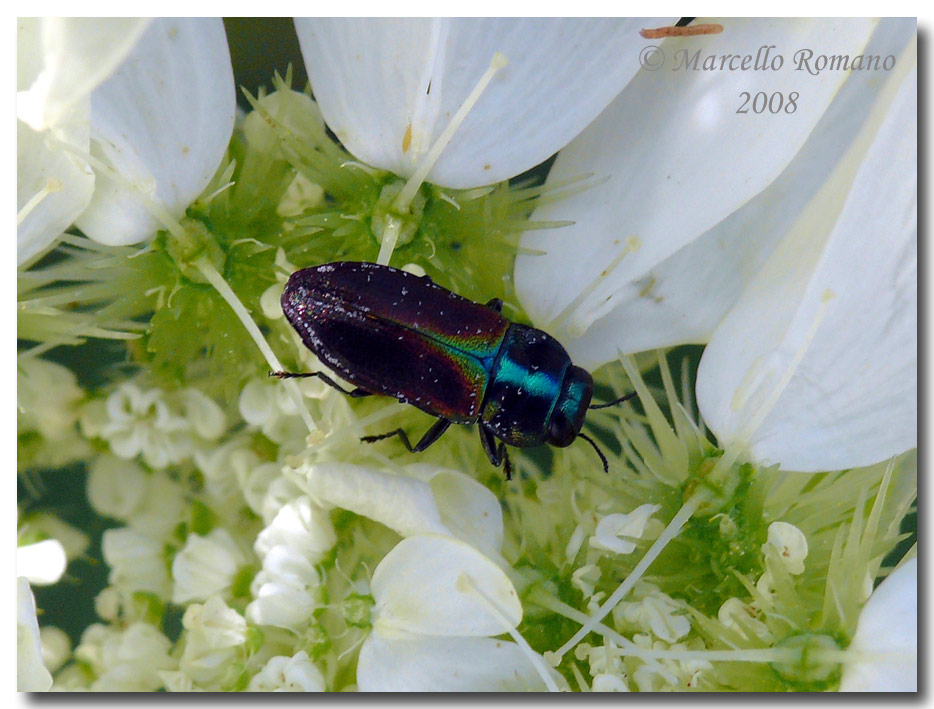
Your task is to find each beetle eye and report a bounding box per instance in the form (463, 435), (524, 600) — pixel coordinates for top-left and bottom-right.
(548, 411), (577, 448)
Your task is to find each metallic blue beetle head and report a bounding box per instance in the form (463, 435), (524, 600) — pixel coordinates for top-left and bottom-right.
(547, 365), (594, 447)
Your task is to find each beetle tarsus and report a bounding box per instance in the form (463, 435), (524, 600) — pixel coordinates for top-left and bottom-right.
(362, 418), (452, 453)
(270, 371), (371, 398)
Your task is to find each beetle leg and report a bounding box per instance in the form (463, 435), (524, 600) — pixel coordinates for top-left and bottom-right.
(269, 370), (371, 398)
(479, 425), (513, 480)
(484, 298), (504, 313)
(361, 418), (452, 453)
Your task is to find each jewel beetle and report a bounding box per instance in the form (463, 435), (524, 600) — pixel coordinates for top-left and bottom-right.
(276, 261), (634, 478)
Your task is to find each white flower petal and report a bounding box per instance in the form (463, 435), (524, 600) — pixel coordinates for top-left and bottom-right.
(17, 110), (94, 265)
(358, 632), (550, 692)
(371, 534), (521, 637)
(592, 504), (660, 555)
(840, 557), (917, 691)
(296, 18), (668, 187)
(763, 522), (808, 575)
(542, 19), (916, 366)
(696, 46), (916, 471)
(75, 18), (235, 246)
(17, 539), (67, 586)
(17, 18), (150, 131)
(407, 465), (504, 558)
(171, 529), (247, 604)
(516, 19), (876, 362)
(102, 527), (171, 597)
(304, 463), (450, 538)
(181, 596), (248, 650)
(87, 455), (148, 520)
(246, 572), (317, 631)
(18, 578), (53, 691)
(177, 389), (225, 440)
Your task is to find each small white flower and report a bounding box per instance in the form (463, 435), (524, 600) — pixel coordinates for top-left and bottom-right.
(592, 672), (630, 692)
(179, 596), (248, 686)
(74, 622), (175, 691)
(242, 462), (304, 524)
(239, 378), (308, 445)
(102, 527), (171, 598)
(763, 521), (808, 575)
(128, 472), (189, 538)
(17, 357), (83, 440)
(717, 598), (772, 642)
(94, 587), (121, 622)
(193, 435), (260, 514)
(840, 557), (917, 691)
(17, 578), (53, 691)
(614, 587), (691, 644)
(40, 626), (71, 674)
(630, 636), (712, 692)
(172, 529), (250, 604)
(160, 671), (202, 692)
(95, 383), (186, 467)
(590, 504), (661, 555)
(86, 454), (148, 521)
(246, 550), (320, 631)
(254, 496), (336, 564)
(247, 651), (326, 692)
(86, 382), (225, 469)
(571, 563), (601, 599)
(176, 388), (226, 440)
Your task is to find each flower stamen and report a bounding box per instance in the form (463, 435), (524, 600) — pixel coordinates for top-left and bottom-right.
(17, 177), (62, 226)
(458, 572), (560, 692)
(376, 51), (509, 265)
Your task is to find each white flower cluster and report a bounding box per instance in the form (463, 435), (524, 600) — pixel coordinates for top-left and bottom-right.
(82, 381), (225, 469)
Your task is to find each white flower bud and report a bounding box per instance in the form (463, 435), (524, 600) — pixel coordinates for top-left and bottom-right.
(102, 527), (171, 598)
(179, 596), (248, 685)
(247, 651), (326, 691)
(40, 626), (71, 673)
(87, 455), (148, 520)
(592, 672), (630, 692)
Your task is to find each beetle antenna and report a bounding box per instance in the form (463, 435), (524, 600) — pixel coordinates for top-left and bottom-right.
(577, 432), (609, 474)
(589, 391), (637, 409)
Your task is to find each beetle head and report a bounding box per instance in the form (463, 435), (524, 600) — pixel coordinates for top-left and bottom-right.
(547, 366), (594, 447)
